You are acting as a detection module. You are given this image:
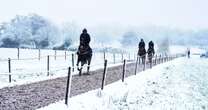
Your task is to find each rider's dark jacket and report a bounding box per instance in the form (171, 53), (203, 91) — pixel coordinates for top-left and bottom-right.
(80, 32), (90, 46)
(138, 40), (146, 56)
(77, 31), (92, 55)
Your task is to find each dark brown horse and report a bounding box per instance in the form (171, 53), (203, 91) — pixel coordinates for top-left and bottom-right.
(147, 47), (155, 68)
(138, 47), (146, 64)
(76, 45), (92, 75)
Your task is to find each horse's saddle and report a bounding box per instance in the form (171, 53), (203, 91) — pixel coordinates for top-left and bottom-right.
(77, 45), (92, 55)
(138, 47), (146, 56)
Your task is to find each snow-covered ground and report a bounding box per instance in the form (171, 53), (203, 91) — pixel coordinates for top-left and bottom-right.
(0, 48), (134, 89)
(38, 55), (208, 110)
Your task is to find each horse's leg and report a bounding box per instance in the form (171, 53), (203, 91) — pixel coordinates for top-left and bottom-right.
(86, 55), (92, 74)
(79, 62), (84, 76)
(77, 63), (80, 71)
(79, 67), (82, 76)
(143, 56), (146, 71)
(139, 56), (141, 64)
(142, 57), (145, 64)
(149, 57), (152, 68)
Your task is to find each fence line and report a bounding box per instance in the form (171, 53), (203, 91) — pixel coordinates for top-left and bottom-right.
(0, 48), (181, 83)
(0, 49), (134, 62)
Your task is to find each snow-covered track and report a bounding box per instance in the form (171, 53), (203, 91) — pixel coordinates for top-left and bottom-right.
(0, 62), (158, 110)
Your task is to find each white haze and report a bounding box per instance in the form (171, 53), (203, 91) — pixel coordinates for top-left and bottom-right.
(0, 0), (208, 29)
(0, 0), (207, 50)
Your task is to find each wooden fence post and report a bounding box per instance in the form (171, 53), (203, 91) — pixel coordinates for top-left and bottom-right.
(143, 57), (146, 71)
(163, 56), (165, 62)
(72, 54), (75, 72)
(159, 55), (162, 64)
(135, 55), (139, 75)
(38, 49), (41, 60)
(8, 58), (11, 83)
(163, 56), (165, 63)
(65, 67), (72, 105)
(165, 56), (167, 62)
(47, 55), (50, 76)
(103, 51), (106, 61)
(164, 56), (166, 62)
(17, 48), (20, 60)
(113, 53), (116, 64)
(162, 56), (164, 63)
(128, 53), (130, 61)
(155, 55), (157, 65)
(122, 59), (126, 82)
(65, 51), (67, 60)
(101, 60), (108, 90)
(54, 50), (57, 60)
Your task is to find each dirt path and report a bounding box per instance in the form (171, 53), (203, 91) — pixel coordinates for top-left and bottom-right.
(0, 61), (158, 110)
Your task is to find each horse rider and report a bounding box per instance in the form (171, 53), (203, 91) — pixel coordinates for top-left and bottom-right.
(138, 39), (146, 64)
(147, 41), (155, 65)
(76, 28), (92, 75)
(77, 29), (92, 54)
(147, 40), (155, 56)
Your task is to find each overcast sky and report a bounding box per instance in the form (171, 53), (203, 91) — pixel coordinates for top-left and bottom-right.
(0, 0), (207, 29)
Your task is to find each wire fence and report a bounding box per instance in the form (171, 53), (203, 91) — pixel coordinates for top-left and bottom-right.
(0, 48), (140, 83)
(0, 48), (183, 83)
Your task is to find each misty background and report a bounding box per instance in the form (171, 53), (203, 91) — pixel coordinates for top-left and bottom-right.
(0, 0), (207, 52)
(0, 14), (207, 49)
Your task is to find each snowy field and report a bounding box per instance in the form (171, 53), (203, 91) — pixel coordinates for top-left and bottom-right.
(0, 48), (135, 89)
(38, 55), (208, 110)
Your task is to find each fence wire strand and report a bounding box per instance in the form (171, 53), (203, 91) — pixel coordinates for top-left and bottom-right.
(0, 49), (179, 83)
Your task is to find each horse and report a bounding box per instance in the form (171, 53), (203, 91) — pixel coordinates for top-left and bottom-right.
(138, 47), (146, 65)
(147, 47), (155, 68)
(76, 45), (92, 76)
